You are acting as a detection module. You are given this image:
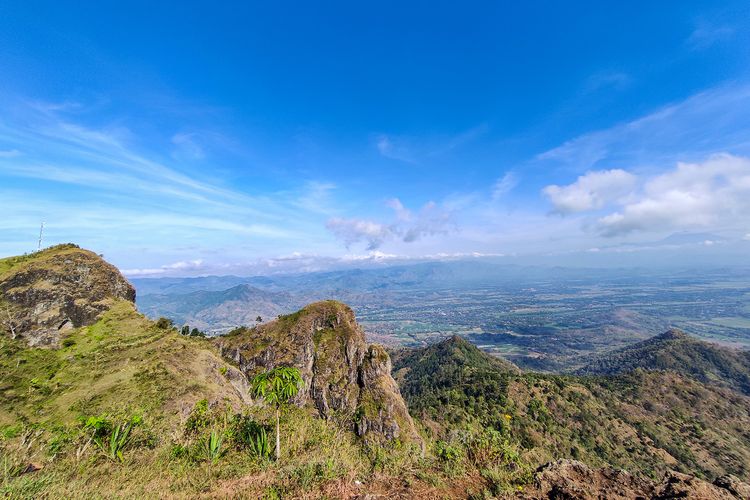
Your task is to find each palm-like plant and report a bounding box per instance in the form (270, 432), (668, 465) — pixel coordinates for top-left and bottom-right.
(203, 429), (225, 463)
(251, 367), (303, 460)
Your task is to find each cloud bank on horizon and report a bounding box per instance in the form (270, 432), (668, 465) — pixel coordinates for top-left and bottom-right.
(1, 2), (749, 276)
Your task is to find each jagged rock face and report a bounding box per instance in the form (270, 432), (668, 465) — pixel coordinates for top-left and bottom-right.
(528, 459), (750, 499)
(0, 244), (135, 347)
(356, 344), (416, 440)
(216, 300), (420, 444)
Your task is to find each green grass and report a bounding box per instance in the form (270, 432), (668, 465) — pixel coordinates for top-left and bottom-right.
(0, 244), (82, 277)
(0, 299), (503, 498)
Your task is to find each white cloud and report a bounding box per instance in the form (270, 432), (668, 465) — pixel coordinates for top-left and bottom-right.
(0, 149), (21, 158)
(743, 234), (750, 241)
(596, 154), (750, 236)
(401, 201), (451, 243)
(326, 218), (393, 250)
(326, 199), (452, 249)
(492, 172), (518, 200)
(341, 250), (399, 261)
(385, 198), (412, 221)
(543, 169), (636, 214)
(122, 259), (205, 277)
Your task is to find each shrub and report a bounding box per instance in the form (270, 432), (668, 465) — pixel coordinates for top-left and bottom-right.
(81, 414), (142, 462)
(155, 317), (174, 330)
(230, 415), (272, 459)
(435, 440), (463, 463)
(184, 399), (211, 434)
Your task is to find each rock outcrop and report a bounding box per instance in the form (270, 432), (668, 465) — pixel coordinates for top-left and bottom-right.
(216, 300), (420, 444)
(0, 244), (135, 347)
(527, 459), (750, 499)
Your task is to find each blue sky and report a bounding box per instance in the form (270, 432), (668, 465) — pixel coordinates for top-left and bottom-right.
(1, 1), (750, 275)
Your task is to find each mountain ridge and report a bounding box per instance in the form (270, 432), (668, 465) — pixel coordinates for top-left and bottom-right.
(577, 328), (750, 395)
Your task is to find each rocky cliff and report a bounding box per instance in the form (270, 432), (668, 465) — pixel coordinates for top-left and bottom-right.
(216, 300), (420, 444)
(0, 244), (135, 347)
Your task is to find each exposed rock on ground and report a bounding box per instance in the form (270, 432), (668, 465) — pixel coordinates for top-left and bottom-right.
(526, 459), (750, 499)
(0, 244), (136, 347)
(216, 300), (420, 444)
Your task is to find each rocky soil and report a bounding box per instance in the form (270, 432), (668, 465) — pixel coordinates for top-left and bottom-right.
(526, 459), (750, 499)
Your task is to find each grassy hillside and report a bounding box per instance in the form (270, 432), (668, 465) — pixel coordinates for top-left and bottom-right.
(3, 246), (750, 498)
(0, 248), (527, 500)
(576, 329), (750, 395)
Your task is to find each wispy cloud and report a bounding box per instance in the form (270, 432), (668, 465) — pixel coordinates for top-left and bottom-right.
(375, 125), (488, 164)
(584, 71), (632, 92)
(326, 198), (452, 250)
(687, 22), (734, 49)
(171, 132), (206, 160)
(122, 259), (205, 277)
(491, 172), (518, 200)
(0, 97), (335, 265)
(535, 84), (750, 172)
(375, 135), (418, 164)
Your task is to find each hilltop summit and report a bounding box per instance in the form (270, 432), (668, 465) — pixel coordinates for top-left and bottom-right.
(0, 244), (135, 347)
(578, 328), (750, 395)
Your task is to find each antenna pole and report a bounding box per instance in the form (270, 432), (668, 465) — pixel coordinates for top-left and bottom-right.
(38, 221), (44, 250)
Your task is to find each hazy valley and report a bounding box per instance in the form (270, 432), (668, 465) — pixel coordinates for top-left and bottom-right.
(134, 263), (750, 372)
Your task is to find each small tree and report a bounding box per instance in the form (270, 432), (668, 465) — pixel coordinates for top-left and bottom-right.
(1, 303), (19, 340)
(180, 325), (190, 336)
(255, 316), (262, 323)
(251, 367), (303, 460)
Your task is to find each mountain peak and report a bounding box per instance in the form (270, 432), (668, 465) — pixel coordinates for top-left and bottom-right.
(578, 328), (750, 395)
(216, 300), (420, 444)
(656, 328), (689, 341)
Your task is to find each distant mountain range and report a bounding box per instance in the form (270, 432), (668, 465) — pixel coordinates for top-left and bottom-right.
(137, 284), (306, 332)
(130, 260), (675, 296)
(134, 262), (644, 333)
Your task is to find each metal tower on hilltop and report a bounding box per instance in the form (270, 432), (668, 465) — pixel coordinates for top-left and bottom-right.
(38, 221), (44, 250)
